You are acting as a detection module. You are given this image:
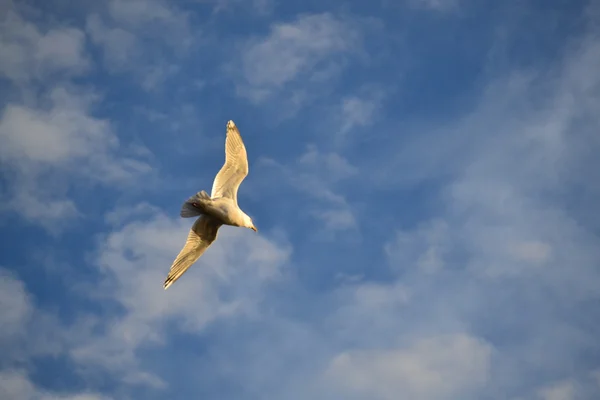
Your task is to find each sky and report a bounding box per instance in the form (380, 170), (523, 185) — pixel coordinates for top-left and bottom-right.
(1, 0), (600, 399)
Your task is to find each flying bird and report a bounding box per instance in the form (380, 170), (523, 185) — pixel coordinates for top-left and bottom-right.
(163, 120), (258, 290)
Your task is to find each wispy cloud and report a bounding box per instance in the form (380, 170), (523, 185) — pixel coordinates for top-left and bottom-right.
(335, 85), (387, 147)
(409, 0), (461, 12)
(0, 1), (152, 230)
(2, 1), (599, 399)
(0, 269), (103, 399)
(86, 0), (193, 90)
(0, 201), (291, 394)
(0, 86), (151, 227)
(0, 369), (110, 400)
(211, 0), (274, 15)
(385, 219), (451, 275)
(234, 13), (364, 104)
(354, 8), (600, 398)
(256, 144), (359, 239)
(64, 207), (291, 388)
(326, 334), (492, 400)
(0, 6), (88, 84)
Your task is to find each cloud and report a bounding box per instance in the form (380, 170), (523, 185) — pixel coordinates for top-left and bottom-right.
(338, 87), (386, 139)
(326, 334), (492, 400)
(210, 0), (274, 15)
(106, 0), (189, 29)
(0, 86), (151, 227)
(408, 0), (461, 12)
(66, 207), (291, 387)
(1, 88), (111, 165)
(0, 269), (81, 395)
(255, 145), (359, 239)
(538, 380), (577, 400)
(385, 219), (451, 274)
(0, 274), (109, 397)
(0, 3), (152, 229)
(1, 2), (599, 399)
(0, 200), (292, 394)
(235, 13), (363, 103)
(0, 5), (89, 83)
(367, 9), (600, 398)
(0, 369), (110, 400)
(0, 269), (33, 342)
(86, 0), (193, 90)
(508, 240), (552, 264)
(533, 374), (600, 400)
(85, 16), (137, 70)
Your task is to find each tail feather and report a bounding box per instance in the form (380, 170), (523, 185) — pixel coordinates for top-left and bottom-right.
(180, 191), (212, 218)
(180, 202), (203, 218)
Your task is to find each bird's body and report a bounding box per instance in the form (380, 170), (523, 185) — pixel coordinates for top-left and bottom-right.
(182, 191), (251, 228)
(163, 120), (257, 290)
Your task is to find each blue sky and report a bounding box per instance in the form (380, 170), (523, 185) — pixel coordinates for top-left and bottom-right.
(1, 0), (600, 399)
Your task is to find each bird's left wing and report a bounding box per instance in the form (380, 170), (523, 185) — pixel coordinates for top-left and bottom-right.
(163, 215), (222, 290)
(210, 120), (249, 204)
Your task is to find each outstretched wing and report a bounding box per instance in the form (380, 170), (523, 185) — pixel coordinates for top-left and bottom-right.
(163, 215), (222, 290)
(210, 120), (249, 204)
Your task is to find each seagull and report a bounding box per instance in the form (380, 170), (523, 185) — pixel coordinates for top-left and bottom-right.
(163, 120), (258, 290)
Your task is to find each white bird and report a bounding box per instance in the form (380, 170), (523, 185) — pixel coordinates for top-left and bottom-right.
(163, 120), (257, 290)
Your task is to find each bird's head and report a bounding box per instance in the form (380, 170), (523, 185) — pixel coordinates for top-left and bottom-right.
(243, 214), (258, 233)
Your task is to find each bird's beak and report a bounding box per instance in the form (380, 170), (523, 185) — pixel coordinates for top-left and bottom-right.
(251, 225), (258, 232)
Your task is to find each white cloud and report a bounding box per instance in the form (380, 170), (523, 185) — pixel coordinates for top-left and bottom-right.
(0, 3), (152, 228)
(442, 75), (600, 286)
(211, 0), (274, 15)
(332, 280), (412, 334)
(0, 86), (151, 227)
(0, 7), (89, 83)
(312, 208), (357, 234)
(375, 11), (600, 289)
(297, 145), (358, 181)
(366, 10), (600, 399)
(236, 13), (362, 102)
(256, 145), (359, 238)
(508, 240), (552, 264)
(0, 269), (102, 397)
(0, 89), (112, 165)
(0, 269), (33, 341)
(408, 0), (460, 12)
(337, 87), (387, 144)
(0, 370), (110, 400)
(85, 15), (138, 70)
(537, 380), (577, 400)
(340, 96), (377, 129)
(0, 198), (292, 392)
(593, 370), (600, 389)
(385, 219), (451, 274)
(0, 2), (598, 399)
(530, 373), (600, 400)
(326, 334), (492, 400)
(96, 212), (289, 326)
(0, 269), (62, 362)
(0, 370), (111, 400)
(107, 0), (189, 29)
(66, 208), (291, 385)
(86, 0), (192, 89)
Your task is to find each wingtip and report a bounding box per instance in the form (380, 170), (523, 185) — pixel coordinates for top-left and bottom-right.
(163, 279), (172, 290)
(227, 120), (236, 129)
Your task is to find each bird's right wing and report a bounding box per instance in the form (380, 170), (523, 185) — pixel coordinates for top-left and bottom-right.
(210, 120), (249, 204)
(163, 215), (222, 290)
